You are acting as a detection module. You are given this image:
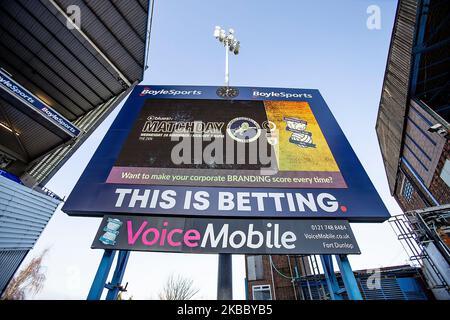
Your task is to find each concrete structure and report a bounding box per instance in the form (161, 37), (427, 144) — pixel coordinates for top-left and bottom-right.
(375, 0), (449, 299)
(0, 0), (153, 295)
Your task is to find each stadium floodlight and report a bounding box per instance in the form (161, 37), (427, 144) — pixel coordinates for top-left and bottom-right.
(213, 26), (240, 87)
(214, 26), (221, 38)
(213, 25), (243, 300)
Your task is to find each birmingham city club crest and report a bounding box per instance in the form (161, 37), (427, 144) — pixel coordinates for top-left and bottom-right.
(284, 117), (316, 148)
(99, 218), (123, 246)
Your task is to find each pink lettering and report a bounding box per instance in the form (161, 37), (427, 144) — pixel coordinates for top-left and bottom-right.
(184, 229), (200, 247)
(127, 220), (148, 245)
(142, 228), (159, 245)
(167, 229), (183, 246)
(128, 220), (201, 248)
(160, 222), (168, 245)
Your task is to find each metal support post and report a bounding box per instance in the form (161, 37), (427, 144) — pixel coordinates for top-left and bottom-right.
(244, 277), (249, 300)
(105, 250), (130, 300)
(217, 253), (233, 300)
(87, 249), (117, 300)
(320, 255), (343, 300)
(335, 254), (363, 300)
(225, 43), (229, 87)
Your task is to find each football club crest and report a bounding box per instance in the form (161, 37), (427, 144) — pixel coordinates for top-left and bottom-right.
(99, 218), (123, 246)
(284, 116), (316, 148)
(226, 117), (261, 143)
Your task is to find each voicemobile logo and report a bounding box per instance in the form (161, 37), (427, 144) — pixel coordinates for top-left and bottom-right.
(252, 89), (313, 99)
(140, 87), (202, 97)
(127, 220), (297, 250)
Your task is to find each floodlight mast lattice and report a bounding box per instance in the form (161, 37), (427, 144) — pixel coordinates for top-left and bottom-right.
(214, 26), (240, 88)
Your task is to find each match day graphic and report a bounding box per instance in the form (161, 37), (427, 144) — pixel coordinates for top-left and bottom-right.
(106, 99), (347, 189)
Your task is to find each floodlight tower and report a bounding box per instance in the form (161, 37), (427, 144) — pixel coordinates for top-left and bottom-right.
(213, 26), (240, 300)
(214, 26), (240, 88)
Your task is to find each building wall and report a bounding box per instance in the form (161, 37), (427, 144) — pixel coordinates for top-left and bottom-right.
(429, 142), (450, 205)
(246, 255), (310, 300)
(403, 100), (446, 187)
(0, 249), (28, 296)
(0, 175), (60, 294)
(394, 99), (449, 212)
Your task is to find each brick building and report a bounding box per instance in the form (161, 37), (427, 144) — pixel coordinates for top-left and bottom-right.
(376, 0), (449, 299)
(245, 254), (431, 300)
(246, 255), (311, 300)
(245, 0), (449, 300)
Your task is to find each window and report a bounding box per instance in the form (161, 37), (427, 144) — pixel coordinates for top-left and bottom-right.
(440, 159), (450, 188)
(252, 285), (272, 300)
(247, 255), (264, 281)
(402, 178), (414, 201)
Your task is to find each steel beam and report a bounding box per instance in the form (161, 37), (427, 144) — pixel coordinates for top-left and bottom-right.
(335, 255), (363, 300)
(320, 255), (343, 300)
(87, 249), (116, 300)
(217, 253), (233, 300)
(105, 250), (130, 300)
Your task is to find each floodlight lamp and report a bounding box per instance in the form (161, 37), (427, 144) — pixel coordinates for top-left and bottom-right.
(233, 44), (240, 55)
(214, 26), (221, 38)
(233, 41), (240, 54)
(428, 123), (443, 133)
(219, 30), (226, 42)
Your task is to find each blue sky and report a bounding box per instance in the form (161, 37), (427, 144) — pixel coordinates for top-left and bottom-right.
(22, 0), (409, 300)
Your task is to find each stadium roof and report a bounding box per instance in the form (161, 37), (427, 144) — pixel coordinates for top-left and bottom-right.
(0, 0), (151, 176)
(410, 0), (450, 121)
(376, 0), (449, 194)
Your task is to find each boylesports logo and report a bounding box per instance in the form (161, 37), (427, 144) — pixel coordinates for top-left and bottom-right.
(140, 87), (202, 97)
(0, 74), (35, 104)
(252, 89), (313, 99)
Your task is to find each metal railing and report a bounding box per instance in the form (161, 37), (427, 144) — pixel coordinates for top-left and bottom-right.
(389, 210), (449, 292)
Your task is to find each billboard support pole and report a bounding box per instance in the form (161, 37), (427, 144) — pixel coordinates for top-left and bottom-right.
(320, 255), (343, 300)
(335, 254), (363, 300)
(225, 43), (229, 87)
(217, 253), (233, 300)
(87, 249), (116, 300)
(105, 250), (130, 300)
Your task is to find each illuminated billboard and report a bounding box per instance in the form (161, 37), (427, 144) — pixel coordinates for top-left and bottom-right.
(63, 85), (389, 222)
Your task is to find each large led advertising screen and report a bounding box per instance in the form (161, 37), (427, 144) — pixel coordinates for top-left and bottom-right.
(63, 86), (389, 222)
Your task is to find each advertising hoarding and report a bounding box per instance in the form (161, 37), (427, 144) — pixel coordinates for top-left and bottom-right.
(0, 69), (81, 137)
(63, 85), (389, 222)
(92, 215), (360, 254)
